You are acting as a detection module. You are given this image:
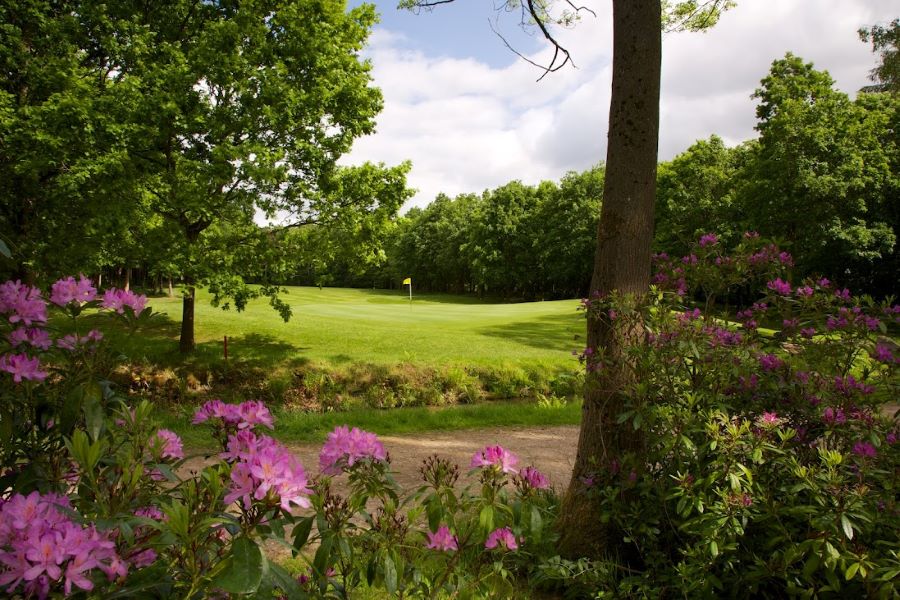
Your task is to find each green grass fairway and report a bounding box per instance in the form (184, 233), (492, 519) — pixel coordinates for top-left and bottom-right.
(108, 287), (584, 370)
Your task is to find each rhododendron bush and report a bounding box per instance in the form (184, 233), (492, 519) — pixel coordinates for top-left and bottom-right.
(557, 235), (899, 597)
(1, 281), (556, 597)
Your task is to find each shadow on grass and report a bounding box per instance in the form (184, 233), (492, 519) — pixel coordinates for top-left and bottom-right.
(63, 311), (306, 371)
(478, 313), (584, 351)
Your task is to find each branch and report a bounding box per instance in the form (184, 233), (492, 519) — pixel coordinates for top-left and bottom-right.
(403, 0), (580, 80)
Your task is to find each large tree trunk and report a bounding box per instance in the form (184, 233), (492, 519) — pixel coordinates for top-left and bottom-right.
(179, 284), (195, 354)
(558, 0), (661, 558)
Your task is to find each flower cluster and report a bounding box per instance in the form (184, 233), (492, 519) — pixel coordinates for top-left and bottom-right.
(319, 425), (388, 475)
(192, 399), (275, 430)
(517, 466), (550, 490)
(0, 353), (47, 382)
(470, 445), (519, 474)
(484, 527), (519, 551)
(8, 327), (52, 350)
(0, 281), (47, 326)
(0, 492), (125, 599)
(57, 330), (103, 352)
(50, 276), (97, 308)
(425, 525), (458, 552)
(151, 429), (184, 460)
(224, 436), (312, 512)
(101, 288), (147, 315)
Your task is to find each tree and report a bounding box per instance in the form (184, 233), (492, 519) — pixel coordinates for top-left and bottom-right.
(655, 135), (744, 254)
(401, 0), (734, 556)
(737, 54), (896, 291)
(70, 0), (409, 352)
(859, 18), (900, 93)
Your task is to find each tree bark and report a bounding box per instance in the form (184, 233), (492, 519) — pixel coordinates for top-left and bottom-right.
(558, 0), (661, 558)
(124, 267), (131, 291)
(179, 284), (195, 354)
(168, 277), (174, 298)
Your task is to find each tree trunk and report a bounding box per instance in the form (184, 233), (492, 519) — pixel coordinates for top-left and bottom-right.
(557, 0), (661, 558)
(124, 267), (131, 291)
(168, 277), (174, 298)
(179, 285), (195, 354)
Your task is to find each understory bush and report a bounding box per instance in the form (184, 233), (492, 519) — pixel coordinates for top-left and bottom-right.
(548, 234), (899, 598)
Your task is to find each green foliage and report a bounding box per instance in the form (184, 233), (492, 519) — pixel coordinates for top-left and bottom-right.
(548, 235), (899, 597)
(860, 18), (900, 93)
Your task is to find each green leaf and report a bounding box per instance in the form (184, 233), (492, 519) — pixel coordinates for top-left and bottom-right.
(840, 514), (853, 540)
(313, 536), (334, 578)
(384, 555), (398, 594)
(213, 536), (264, 594)
(292, 517), (314, 551)
(479, 505), (494, 532)
(530, 505), (543, 541)
(709, 540), (719, 557)
(0, 239), (10, 258)
(844, 562), (860, 581)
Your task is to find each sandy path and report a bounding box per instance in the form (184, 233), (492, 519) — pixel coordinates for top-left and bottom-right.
(281, 425), (581, 491)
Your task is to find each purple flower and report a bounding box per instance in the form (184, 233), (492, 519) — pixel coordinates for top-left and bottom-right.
(852, 441), (877, 459)
(682, 254), (699, 265)
(425, 525), (458, 551)
(760, 412), (780, 427)
(817, 278), (830, 288)
(822, 407), (846, 425)
(758, 353), (784, 372)
(872, 343), (896, 364)
(50, 275), (97, 308)
(800, 327), (816, 339)
(470, 445), (519, 474)
(0, 353), (47, 383)
(57, 330), (103, 351)
(519, 466), (550, 490)
(319, 426), (387, 475)
(8, 327), (52, 350)
(485, 527), (519, 551)
(795, 285), (814, 297)
(766, 278), (792, 296)
(698, 233), (719, 247)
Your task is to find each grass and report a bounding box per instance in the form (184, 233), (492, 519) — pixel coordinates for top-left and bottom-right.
(160, 398), (583, 449)
(99, 286), (584, 370)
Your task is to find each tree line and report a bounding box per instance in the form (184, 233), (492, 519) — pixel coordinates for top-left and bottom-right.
(283, 53), (899, 300)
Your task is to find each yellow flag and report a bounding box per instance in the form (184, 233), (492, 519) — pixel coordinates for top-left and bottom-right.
(402, 277), (411, 285)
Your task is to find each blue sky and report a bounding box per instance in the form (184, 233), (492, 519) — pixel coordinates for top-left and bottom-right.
(342, 0), (898, 209)
(357, 0), (544, 68)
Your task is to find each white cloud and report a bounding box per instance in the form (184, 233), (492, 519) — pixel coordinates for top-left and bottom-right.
(345, 0), (897, 209)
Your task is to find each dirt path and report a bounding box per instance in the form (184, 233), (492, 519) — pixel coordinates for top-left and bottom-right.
(279, 425), (581, 491)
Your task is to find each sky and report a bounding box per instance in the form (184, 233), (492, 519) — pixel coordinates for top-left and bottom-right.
(342, 0), (899, 209)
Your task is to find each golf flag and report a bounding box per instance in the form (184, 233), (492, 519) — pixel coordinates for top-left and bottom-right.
(402, 277), (411, 285)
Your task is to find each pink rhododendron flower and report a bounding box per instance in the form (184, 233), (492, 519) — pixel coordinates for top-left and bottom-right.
(852, 441), (877, 459)
(873, 343), (897, 364)
(698, 233), (719, 247)
(8, 327), (52, 350)
(0, 353), (47, 382)
(485, 527), (519, 551)
(759, 412), (780, 427)
(757, 353), (784, 372)
(56, 330), (103, 351)
(0, 280), (47, 326)
(319, 426), (387, 475)
(0, 492), (124, 599)
(766, 278), (792, 296)
(192, 399), (274, 431)
(152, 429), (184, 460)
(224, 438), (312, 511)
(471, 445), (519, 474)
(425, 525), (458, 551)
(795, 285), (814, 297)
(101, 288), (147, 315)
(50, 275), (97, 307)
(519, 466), (550, 490)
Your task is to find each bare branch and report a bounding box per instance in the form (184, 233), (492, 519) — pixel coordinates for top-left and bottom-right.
(404, 0), (579, 80)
